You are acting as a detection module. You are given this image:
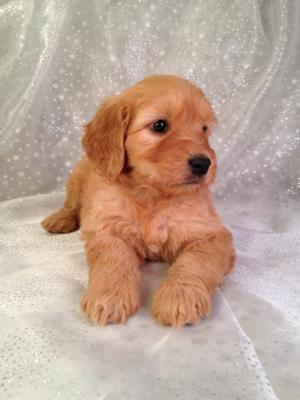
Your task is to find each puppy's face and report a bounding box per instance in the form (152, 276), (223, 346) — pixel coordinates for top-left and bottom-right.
(83, 75), (217, 190)
(126, 77), (216, 188)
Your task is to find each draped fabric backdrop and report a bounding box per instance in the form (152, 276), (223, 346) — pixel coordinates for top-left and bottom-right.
(0, 1), (299, 399)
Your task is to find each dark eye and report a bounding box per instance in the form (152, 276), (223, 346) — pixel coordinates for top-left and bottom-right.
(203, 125), (208, 133)
(152, 119), (168, 133)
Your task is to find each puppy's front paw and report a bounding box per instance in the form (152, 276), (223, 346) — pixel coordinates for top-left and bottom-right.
(152, 279), (212, 327)
(81, 277), (140, 325)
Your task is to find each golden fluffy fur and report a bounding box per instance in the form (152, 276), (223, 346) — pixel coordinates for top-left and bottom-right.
(42, 75), (235, 326)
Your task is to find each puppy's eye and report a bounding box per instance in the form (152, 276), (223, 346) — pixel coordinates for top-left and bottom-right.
(203, 125), (208, 133)
(152, 119), (168, 133)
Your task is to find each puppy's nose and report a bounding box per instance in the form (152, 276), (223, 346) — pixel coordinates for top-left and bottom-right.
(188, 155), (211, 176)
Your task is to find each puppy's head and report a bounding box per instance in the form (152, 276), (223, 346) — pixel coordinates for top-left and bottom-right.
(83, 75), (217, 189)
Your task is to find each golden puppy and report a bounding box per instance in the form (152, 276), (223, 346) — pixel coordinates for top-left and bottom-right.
(42, 75), (235, 326)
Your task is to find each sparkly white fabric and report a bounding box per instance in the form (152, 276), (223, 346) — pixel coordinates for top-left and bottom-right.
(0, 1), (299, 399)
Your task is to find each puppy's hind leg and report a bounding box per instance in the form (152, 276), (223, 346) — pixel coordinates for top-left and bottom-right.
(42, 162), (84, 234)
(42, 207), (79, 234)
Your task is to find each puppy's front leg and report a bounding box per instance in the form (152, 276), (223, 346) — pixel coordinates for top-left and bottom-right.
(153, 228), (235, 326)
(81, 234), (141, 325)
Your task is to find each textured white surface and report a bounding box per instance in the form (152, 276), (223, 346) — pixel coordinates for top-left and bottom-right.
(1, 194), (300, 400)
(0, 0), (300, 399)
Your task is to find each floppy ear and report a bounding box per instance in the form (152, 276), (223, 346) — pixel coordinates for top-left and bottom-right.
(82, 95), (130, 178)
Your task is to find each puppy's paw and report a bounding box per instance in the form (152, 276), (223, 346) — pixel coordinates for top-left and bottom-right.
(42, 208), (79, 233)
(152, 279), (212, 327)
(81, 278), (140, 325)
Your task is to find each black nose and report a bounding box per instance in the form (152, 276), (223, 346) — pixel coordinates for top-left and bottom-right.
(188, 155), (211, 176)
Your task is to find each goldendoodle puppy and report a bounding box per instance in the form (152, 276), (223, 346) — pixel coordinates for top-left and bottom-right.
(42, 75), (235, 326)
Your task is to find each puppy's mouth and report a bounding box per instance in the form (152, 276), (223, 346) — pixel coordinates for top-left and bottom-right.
(170, 177), (204, 187)
(184, 179), (202, 185)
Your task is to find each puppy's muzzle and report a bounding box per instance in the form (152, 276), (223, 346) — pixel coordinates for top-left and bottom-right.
(188, 155), (211, 176)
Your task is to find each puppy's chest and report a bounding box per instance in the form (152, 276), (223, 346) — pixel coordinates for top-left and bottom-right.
(138, 201), (217, 257)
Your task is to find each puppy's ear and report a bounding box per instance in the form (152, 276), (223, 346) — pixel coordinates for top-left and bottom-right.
(82, 95), (130, 178)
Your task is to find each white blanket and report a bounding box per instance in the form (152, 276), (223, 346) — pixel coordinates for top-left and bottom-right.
(1, 193), (299, 399)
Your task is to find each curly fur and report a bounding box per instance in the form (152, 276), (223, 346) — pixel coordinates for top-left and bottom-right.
(42, 75), (235, 326)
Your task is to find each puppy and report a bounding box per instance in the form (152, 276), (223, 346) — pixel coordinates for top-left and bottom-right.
(42, 75), (235, 326)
